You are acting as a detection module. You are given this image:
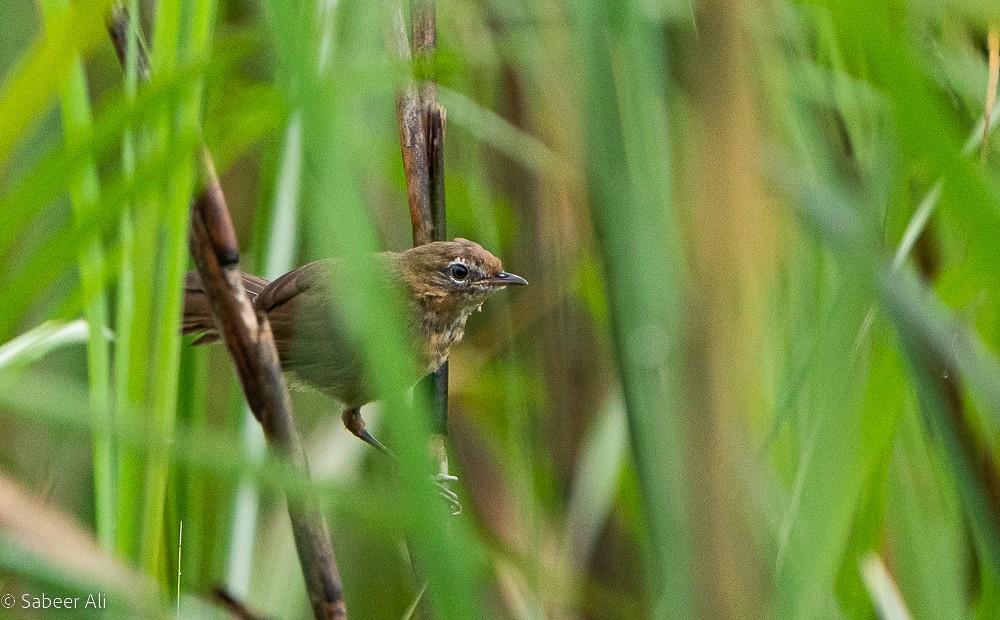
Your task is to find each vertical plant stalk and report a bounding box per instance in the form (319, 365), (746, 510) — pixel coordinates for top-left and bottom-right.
(110, 0), (156, 563)
(391, 4), (449, 616)
(688, 0), (768, 613)
(109, 0), (140, 562)
(394, 0), (451, 478)
(427, 107), (448, 454)
(574, 2), (695, 617)
(38, 0), (116, 551)
(107, 7), (347, 619)
(140, 0), (206, 574)
(982, 26), (998, 163)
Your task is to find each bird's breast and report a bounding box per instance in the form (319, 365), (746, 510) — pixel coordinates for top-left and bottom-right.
(420, 314), (469, 373)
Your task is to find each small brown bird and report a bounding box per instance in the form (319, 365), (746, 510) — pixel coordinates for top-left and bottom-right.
(182, 238), (526, 451)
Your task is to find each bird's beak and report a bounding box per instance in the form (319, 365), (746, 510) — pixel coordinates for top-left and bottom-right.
(483, 271), (528, 287)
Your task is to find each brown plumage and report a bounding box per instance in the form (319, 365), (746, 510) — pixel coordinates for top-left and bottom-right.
(183, 238), (526, 449)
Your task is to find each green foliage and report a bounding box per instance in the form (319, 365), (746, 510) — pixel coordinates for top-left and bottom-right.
(4, 0), (1000, 618)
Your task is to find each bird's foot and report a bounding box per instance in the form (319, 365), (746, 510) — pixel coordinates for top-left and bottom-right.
(433, 473), (461, 515)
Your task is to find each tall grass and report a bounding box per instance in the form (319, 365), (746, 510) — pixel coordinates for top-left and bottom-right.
(4, 0), (1000, 618)
(38, 0), (115, 554)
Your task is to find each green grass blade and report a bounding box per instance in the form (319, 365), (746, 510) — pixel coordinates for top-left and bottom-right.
(37, 0), (116, 553)
(572, 0), (692, 615)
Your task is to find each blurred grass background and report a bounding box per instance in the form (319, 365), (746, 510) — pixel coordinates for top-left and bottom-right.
(3, 0), (1000, 618)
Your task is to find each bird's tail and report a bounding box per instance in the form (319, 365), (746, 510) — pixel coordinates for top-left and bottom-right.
(182, 270), (270, 345)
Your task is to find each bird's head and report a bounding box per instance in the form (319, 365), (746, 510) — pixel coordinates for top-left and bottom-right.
(398, 238), (527, 315)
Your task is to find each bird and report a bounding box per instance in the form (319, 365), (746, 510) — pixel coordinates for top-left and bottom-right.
(182, 238), (527, 452)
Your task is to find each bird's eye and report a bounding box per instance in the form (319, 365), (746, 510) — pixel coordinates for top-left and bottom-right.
(449, 263), (470, 280)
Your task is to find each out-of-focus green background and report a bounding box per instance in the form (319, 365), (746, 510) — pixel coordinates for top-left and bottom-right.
(3, 0), (1000, 617)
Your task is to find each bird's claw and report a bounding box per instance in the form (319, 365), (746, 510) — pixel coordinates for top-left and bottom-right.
(432, 473), (462, 515)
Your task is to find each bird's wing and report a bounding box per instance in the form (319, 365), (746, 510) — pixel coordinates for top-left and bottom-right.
(255, 259), (340, 312)
(255, 253), (402, 312)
